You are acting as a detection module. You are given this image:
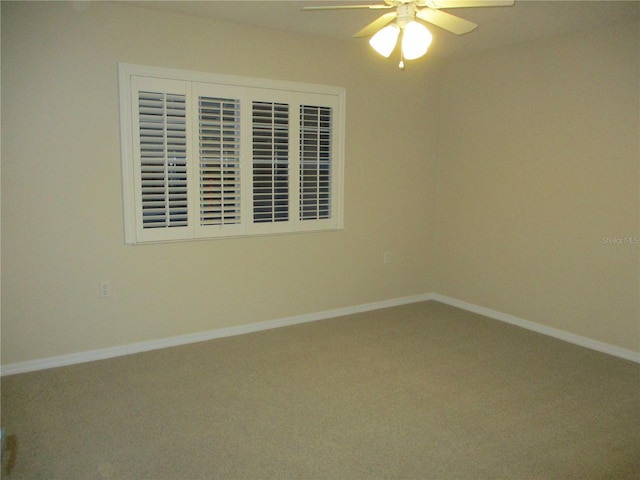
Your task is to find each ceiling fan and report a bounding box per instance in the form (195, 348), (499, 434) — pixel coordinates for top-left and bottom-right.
(303, 0), (515, 68)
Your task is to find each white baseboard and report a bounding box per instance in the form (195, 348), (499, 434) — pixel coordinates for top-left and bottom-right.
(3, 291), (637, 376)
(0, 293), (434, 376)
(430, 293), (640, 364)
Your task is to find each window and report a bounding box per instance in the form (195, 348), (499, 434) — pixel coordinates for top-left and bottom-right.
(119, 64), (345, 244)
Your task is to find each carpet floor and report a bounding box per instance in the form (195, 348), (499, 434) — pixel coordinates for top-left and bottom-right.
(1, 301), (639, 479)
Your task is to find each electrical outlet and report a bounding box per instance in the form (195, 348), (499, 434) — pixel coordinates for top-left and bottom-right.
(383, 251), (391, 264)
(99, 281), (111, 298)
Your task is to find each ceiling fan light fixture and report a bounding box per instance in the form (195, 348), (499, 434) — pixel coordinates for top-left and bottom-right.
(369, 24), (400, 58)
(401, 21), (432, 60)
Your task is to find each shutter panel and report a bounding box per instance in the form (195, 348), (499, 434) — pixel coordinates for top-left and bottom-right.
(137, 90), (188, 230)
(198, 97), (241, 227)
(300, 105), (332, 221)
(252, 101), (289, 224)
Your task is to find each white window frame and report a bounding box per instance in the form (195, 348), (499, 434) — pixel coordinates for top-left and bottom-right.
(118, 63), (345, 244)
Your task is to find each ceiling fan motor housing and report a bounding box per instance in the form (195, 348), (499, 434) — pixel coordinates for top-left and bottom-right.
(397, 3), (417, 27)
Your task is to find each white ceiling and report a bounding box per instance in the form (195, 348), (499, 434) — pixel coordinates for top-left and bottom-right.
(130, 1), (639, 59)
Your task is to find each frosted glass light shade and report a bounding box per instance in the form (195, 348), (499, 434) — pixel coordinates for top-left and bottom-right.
(369, 24), (400, 58)
(401, 21), (432, 60)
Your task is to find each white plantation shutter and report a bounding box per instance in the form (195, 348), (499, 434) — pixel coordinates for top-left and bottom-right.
(252, 101), (290, 224)
(300, 104), (332, 221)
(131, 76), (192, 243)
(138, 91), (188, 228)
(120, 64), (344, 244)
(294, 92), (343, 232)
(198, 96), (242, 231)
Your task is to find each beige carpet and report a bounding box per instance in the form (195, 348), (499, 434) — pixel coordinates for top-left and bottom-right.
(1, 301), (639, 479)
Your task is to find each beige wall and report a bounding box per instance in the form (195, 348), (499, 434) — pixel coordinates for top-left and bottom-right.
(434, 21), (639, 352)
(2, 2), (638, 366)
(1, 1), (437, 364)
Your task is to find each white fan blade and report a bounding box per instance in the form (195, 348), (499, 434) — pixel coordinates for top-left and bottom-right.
(353, 11), (398, 37)
(425, 1), (514, 9)
(302, 4), (392, 10)
(416, 8), (478, 34)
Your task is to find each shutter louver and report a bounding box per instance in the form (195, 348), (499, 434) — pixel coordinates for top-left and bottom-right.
(300, 105), (332, 220)
(199, 97), (241, 226)
(138, 91), (188, 229)
(252, 101), (289, 223)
